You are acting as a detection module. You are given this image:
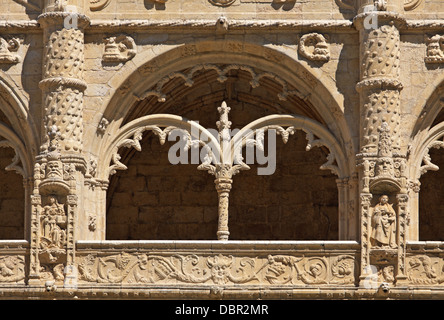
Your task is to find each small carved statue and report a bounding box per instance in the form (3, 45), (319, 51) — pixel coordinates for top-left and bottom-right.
(370, 195), (397, 249)
(41, 196), (67, 249)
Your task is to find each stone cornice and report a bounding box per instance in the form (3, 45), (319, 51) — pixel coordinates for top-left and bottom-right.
(37, 12), (91, 29)
(88, 19), (355, 32)
(0, 18), (443, 32)
(353, 11), (407, 30)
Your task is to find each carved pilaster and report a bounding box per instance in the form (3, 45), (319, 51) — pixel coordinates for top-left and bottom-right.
(29, 7), (90, 285)
(359, 193), (373, 286)
(396, 193), (408, 283)
(355, 4), (408, 289)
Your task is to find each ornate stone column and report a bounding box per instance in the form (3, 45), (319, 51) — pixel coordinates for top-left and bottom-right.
(215, 177), (232, 241)
(355, 0), (408, 288)
(29, 1), (89, 286)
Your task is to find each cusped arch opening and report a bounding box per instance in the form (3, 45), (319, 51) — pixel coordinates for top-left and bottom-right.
(102, 42), (351, 241)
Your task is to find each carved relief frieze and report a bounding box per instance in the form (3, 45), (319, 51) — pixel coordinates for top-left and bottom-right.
(407, 255), (444, 285)
(77, 253), (355, 285)
(0, 256), (25, 283)
(425, 35), (444, 64)
(298, 33), (330, 62)
(0, 36), (21, 64)
(102, 35), (137, 63)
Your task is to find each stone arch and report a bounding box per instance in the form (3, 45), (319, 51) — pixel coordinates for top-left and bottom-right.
(408, 78), (444, 241)
(0, 74), (38, 240)
(88, 41), (357, 241)
(86, 40), (354, 177)
(0, 72), (38, 176)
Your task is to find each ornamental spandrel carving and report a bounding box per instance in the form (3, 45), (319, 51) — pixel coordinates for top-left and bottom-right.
(0, 37), (21, 64)
(298, 33), (330, 62)
(425, 35), (444, 64)
(102, 35), (136, 63)
(77, 253), (355, 285)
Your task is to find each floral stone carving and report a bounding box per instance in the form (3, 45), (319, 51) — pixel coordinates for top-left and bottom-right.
(0, 37), (21, 64)
(77, 252), (355, 285)
(298, 33), (330, 62)
(425, 35), (444, 64)
(103, 36), (137, 63)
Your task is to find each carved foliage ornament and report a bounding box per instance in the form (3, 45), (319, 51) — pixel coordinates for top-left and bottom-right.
(78, 253), (355, 285)
(209, 0), (236, 6)
(137, 63), (307, 104)
(404, 0), (423, 11)
(425, 35), (444, 64)
(103, 35), (137, 63)
(0, 37), (21, 64)
(335, 0), (423, 11)
(298, 33), (330, 62)
(0, 256), (25, 283)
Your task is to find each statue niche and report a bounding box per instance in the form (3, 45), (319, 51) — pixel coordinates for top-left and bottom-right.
(370, 195), (397, 249)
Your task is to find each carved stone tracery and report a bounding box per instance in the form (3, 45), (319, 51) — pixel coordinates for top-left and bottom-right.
(105, 101), (345, 241)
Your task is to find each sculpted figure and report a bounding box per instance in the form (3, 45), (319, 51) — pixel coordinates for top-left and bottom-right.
(370, 195), (397, 248)
(41, 196), (66, 248)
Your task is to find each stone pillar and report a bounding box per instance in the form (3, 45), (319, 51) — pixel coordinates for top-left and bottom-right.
(355, 0), (407, 288)
(215, 178), (232, 241)
(28, 1), (89, 286)
(337, 178), (349, 240)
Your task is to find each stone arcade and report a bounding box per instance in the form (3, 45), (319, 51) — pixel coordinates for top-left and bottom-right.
(0, 0), (444, 299)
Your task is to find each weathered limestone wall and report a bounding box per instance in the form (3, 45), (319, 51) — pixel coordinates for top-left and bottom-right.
(0, 0), (443, 299)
